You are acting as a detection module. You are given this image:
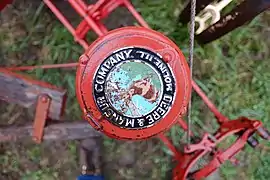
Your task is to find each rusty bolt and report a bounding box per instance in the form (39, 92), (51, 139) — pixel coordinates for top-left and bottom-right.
(80, 54), (89, 65)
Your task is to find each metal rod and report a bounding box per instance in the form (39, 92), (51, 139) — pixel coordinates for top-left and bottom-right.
(68, 0), (104, 37)
(123, 0), (150, 28)
(192, 80), (228, 124)
(158, 133), (182, 160)
(43, 0), (89, 49)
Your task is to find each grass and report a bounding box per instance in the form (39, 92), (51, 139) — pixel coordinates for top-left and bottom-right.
(0, 0), (270, 179)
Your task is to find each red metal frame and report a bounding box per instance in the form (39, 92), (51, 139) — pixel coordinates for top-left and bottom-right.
(173, 117), (270, 179)
(1, 0), (269, 179)
(43, 0), (149, 50)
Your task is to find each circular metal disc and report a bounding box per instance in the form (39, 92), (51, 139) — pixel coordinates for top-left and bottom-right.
(76, 27), (191, 140)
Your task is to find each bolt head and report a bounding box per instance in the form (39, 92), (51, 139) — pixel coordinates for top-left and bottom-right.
(163, 53), (172, 63)
(41, 96), (48, 103)
(80, 55), (89, 65)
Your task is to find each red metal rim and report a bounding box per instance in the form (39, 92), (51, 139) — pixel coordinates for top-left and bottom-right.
(76, 26), (191, 140)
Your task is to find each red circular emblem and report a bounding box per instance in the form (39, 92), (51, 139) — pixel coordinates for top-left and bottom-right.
(76, 27), (191, 140)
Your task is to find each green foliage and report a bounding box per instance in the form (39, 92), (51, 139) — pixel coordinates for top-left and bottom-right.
(253, 156), (270, 180)
(0, 0), (269, 179)
(22, 168), (59, 180)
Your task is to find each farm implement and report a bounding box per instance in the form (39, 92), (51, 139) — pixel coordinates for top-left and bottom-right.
(0, 0), (269, 179)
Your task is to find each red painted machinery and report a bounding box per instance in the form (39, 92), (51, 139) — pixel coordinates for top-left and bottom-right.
(0, 0), (269, 179)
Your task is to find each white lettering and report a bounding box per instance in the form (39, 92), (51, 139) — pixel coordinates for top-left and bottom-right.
(158, 63), (167, 73)
(166, 83), (173, 91)
(115, 52), (125, 62)
(97, 96), (106, 104)
(145, 53), (153, 61)
(163, 94), (173, 103)
(98, 66), (109, 77)
(101, 103), (109, 111)
(111, 112), (118, 121)
(96, 75), (105, 84)
(160, 101), (169, 110)
(153, 57), (161, 66)
(104, 108), (113, 118)
(163, 70), (170, 77)
(103, 61), (111, 69)
(118, 116), (125, 125)
(164, 76), (172, 83)
(137, 51), (146, 58)
(95, 84), (103, 93)
(152, 111), (161, 120)
(146, 114), (155, 124)
(125, 119), (135, 127)
(156, 107), (166, 116)
(164, 75), (173, 91)
(109, 56), (118, 66)
(123, 49), (132, 58)
(137, 119), (145, 127)
(96, 96), (110, 112)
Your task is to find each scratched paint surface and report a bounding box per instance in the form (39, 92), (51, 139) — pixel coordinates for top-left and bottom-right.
(105, 60), (162, 118)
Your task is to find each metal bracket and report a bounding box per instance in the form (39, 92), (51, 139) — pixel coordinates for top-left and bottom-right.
(32, 94), (51, 143)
